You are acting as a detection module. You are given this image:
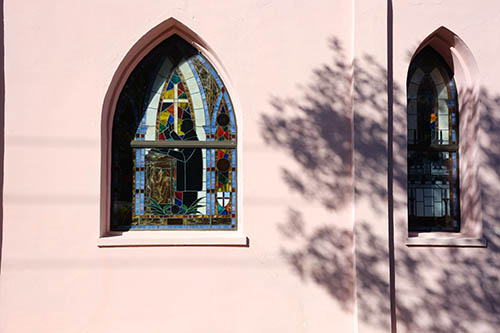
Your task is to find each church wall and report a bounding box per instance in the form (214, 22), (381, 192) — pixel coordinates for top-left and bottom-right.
(389, 1), (500, 332)
(2, 0), (499, 332)
(0, 1), (355, 332)
(348, 1), (500, 332)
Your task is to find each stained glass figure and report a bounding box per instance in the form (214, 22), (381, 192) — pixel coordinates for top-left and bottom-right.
(407, 46), (459, 232)
(111, 35), (237, 230)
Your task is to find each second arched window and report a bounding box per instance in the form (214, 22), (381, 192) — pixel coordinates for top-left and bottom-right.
(407, 46), (460, 232)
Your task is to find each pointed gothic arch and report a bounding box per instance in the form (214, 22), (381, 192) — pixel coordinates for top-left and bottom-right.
(407, 46), (460, 231)
(100, 19), (240, 236)
(406, 27), (485, 245)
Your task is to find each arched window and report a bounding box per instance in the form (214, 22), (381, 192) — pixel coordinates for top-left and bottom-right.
(407, 46), (459, 232)
(111, 35), (237, 231)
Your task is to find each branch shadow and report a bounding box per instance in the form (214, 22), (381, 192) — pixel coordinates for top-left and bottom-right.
(261, 36), (500, 332)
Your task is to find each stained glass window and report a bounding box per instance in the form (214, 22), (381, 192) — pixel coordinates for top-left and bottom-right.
(111, 35), (237, 230)
(407, 46), (459, 232)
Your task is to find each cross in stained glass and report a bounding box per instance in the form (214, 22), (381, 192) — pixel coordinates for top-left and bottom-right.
(217, 192), (231, 213)
(163, 79), (188, 133)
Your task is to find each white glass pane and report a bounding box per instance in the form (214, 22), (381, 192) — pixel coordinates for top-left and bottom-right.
(437, 83), (448, 99)
(417, 202), (424, 216)
(408, 99), (417, 114)
(425, 206), (433, 217)
(430, 68), (444, 84)
(438, 99), (449, 114)
(408, 129), (416, 144)
(438, 115), (449, 130)
(411, 68), (425, 84)
(408, 114), (417, 130)
(416, 188), (423, 201)
(408, 83), (419, 99)
(434, 202), (442, 216)
(440, 130), (449, 144)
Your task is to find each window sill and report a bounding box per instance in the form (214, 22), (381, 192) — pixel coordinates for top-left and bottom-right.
(98, 231), (249, 247)
(406, 236), (487, 247)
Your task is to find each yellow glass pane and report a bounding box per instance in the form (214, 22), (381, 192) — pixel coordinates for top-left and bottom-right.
(159, 112), (170, 123)
(163, 89), (174, 99)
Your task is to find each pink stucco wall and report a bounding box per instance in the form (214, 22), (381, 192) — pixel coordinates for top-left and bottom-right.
(1, 0), (499, 332)
(354, 1), (500, 332)
(0, 1), (355, 332)
(390, 2), (500, 332)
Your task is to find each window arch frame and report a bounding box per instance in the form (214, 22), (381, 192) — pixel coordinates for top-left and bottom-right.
(98, 18), (247, 246)
(404, 27), (486, 247)
(407, 46), (461, 232)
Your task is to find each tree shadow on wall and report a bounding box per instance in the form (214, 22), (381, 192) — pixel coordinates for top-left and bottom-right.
(261, 37), (500, 332)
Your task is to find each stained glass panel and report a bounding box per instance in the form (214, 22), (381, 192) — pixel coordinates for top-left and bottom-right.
(111, 35), (237, 231)
(407, 46), (459, 232)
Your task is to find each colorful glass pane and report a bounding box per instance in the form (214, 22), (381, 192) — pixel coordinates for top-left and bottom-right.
(407, 46), (459, 231)
(111, 35), (237, 230)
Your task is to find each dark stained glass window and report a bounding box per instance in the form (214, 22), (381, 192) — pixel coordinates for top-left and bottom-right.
(111, 35), (237, 230)
(407, 46), (460, 232)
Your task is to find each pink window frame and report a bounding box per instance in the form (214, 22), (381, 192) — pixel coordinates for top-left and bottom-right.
(404, 27), (486, 247)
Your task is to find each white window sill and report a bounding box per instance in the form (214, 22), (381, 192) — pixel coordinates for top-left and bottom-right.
(406, 236), (487, 247)
(98, 231), (249, 247)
